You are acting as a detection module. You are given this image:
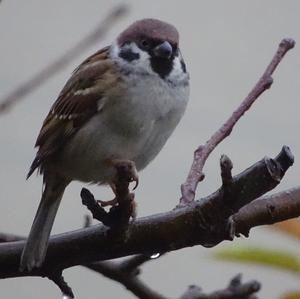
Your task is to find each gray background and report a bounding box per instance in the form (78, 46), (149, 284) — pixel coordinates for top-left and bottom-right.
(1, 1), (300, 298)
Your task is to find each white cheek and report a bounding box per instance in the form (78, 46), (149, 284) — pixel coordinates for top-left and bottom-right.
(110, 42), (156, 76)
(110, 41), (121, 58)
(167, 56), (186, 82)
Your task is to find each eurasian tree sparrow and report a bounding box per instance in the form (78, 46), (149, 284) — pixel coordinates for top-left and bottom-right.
(20, 18), (190, 271)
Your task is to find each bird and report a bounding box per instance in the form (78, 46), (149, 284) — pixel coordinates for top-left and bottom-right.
(20, 18), (190, 271)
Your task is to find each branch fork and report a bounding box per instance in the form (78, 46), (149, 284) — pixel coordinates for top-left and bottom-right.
(180, 38), (295, 206)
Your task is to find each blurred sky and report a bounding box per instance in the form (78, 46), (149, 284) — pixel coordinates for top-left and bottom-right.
(0, 1), (300, 298)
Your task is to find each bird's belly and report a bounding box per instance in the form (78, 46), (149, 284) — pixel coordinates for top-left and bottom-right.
(57, 78), (188, 183)
(57, 112), (180, 183)
(58, 117), (146, 183)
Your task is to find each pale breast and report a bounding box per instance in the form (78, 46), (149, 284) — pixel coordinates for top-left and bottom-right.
(58, 63), (189, 183)
(125, 73), (189, 169)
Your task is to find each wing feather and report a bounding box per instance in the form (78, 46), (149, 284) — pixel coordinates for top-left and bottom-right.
(28, 46), (122, 177)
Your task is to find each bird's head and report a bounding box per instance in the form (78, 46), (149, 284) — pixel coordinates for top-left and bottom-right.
(111, 18), (187, 80)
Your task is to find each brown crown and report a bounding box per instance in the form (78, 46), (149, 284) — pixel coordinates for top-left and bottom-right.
(117, 18), (179, 46)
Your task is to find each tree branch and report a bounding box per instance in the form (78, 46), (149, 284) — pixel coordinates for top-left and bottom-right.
(233, 186), (300, 237)
(180, 38), (295, 205)
(0, 4), (128, 114)
(0, 146), (294, 279)
(0, 37), (296, 298)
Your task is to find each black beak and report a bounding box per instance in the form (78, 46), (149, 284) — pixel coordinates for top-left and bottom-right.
(153, 41), (173, 59)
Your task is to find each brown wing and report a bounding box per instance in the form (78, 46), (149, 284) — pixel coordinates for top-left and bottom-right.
(28, 46), (122, 178)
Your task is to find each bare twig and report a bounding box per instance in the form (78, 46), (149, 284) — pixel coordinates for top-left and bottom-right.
(48, 271), (74, 299)
(180, 38), (295, 205)
(220, 155), (233, 187)
(86, 257), (168, 299)
(87, 257), (260, 299)
(180, 274), (260, 299)
(0, 4), (128, 114)
(88, 261), (259, 299)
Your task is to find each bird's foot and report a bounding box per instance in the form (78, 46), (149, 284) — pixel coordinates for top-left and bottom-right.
(111, 159), (139, 190)
(96, 160), (138, 208)
(82, 159), (138, 227)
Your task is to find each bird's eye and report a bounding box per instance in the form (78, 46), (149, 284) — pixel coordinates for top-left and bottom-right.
(140, 39), (150, 49)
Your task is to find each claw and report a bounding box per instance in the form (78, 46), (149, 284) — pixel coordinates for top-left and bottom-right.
(129, 165), (139, 190)
(110, 159), (139, 190)
(132, 175), (139, 190)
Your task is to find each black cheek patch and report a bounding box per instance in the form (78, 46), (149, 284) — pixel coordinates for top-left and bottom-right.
(119, 49), (140, 62)
(150, 57), (174, 79)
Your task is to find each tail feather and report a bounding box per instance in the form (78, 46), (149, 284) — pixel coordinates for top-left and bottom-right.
(26, 156), (42, 179)
(20, 178), (68, 271)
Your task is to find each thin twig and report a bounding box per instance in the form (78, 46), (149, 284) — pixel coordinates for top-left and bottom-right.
(48, 271), (74, 299)
(180, 38), (295, 205)
(0, 4), (128, 114)
(88, 261), (260, 299)
(220, 155), (233, 187)
(87, 259), (168, 299)
(180, 274), (260, 299)
(87, 256), (260, 299)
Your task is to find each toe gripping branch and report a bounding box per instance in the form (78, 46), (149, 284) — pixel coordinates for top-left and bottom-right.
(81, 163), (137, 228)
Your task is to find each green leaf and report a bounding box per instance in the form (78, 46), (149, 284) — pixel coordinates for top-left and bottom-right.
(214, 246), (300, 273)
